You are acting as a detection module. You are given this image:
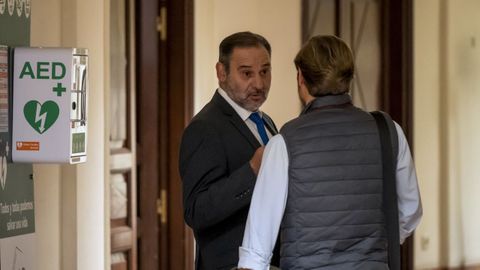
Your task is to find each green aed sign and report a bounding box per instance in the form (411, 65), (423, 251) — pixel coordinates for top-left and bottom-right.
(0, 0), (34, 239)
(23, 100), (60, 134)
(19, 61), (66, 80)
(0, 164), (34, 238)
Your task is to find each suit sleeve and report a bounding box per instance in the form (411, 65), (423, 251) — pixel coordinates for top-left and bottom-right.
(179, 120), (256, 231)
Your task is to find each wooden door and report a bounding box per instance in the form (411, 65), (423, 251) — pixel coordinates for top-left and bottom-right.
(136, 0), (194, 269)
(302, 0), (414, 269)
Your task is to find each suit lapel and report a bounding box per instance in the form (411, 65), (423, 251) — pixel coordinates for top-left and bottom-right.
(229, 117), (261, 149)
(212, 92), (261, 149)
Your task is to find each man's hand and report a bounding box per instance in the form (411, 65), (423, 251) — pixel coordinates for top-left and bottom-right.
(249, 146), (265, 175)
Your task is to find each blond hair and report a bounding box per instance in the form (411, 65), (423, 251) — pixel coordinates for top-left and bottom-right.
(294, 35), (354, 96)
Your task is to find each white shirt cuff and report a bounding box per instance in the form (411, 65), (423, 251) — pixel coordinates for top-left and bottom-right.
(238, 246), (271, 270)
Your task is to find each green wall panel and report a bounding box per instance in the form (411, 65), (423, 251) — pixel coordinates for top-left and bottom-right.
(0, 0), (34, 239)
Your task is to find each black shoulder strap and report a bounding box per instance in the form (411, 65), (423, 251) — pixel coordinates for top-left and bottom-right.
(371, 111), (400, 270)
(262, 113), (278, 135)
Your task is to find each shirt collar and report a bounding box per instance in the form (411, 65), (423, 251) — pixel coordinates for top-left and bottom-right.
(217, 88), (263, 121)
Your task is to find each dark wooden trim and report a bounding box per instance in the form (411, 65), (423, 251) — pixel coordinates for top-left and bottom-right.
(183, 1), (195, 268)
(380, 0), (414, 268)
(380, 0), (414, 140)
(301, 0), (309, 42)
(405, 0), (414, 146)
(158, 2), (169, 269)
(136, 0), (160, 269)
(335, 0), (340, 37)
(165, 0), (194, 269)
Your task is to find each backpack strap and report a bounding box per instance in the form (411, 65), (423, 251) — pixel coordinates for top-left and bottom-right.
(371, 111), (400, 270)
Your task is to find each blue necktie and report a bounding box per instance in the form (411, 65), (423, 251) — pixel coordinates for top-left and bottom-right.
(249, 112), (269, 145)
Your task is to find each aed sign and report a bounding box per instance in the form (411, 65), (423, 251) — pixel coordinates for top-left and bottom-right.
(19, 61), (67, 80)
(12, 48), (88, 164)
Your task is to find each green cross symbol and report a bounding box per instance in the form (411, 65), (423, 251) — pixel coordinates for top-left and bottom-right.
(53, 82), (66, 97)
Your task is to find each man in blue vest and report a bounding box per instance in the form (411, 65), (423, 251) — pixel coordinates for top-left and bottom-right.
(238, 35), (422, 270)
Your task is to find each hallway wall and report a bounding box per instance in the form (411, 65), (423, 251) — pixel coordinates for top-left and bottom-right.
(443, 0), (480, 266)
(414, 0), (480, 268)
(30, 0), (108, 269)
(413, 0), (441, 267)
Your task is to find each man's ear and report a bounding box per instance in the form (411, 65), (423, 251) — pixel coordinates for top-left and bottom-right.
(297, 69), (306, 87)
(297, 69), (314, 105)
(216, 62), (227, 82)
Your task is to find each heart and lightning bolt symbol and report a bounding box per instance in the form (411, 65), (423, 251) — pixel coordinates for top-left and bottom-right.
(24, 100), (60, 134)
(35, 102), (48, 133)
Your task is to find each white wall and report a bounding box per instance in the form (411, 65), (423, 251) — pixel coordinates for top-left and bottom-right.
(30, 0), (108, 269)
(414, 0), (480, 268)
(194, 0), (302, 127)
(446, 0), (480, 266)
(413, 0), (441, 268)
(66, 1), (106, 268)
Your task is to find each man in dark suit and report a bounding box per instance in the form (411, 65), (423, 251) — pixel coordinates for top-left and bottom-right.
(179, 32), (278, 269)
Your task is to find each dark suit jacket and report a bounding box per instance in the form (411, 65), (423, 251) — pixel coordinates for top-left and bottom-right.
(179, 91), (278, 269)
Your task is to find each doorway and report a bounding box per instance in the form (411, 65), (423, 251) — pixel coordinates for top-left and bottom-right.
(135, 0), (194, 270)
(108, 0), (194, 269)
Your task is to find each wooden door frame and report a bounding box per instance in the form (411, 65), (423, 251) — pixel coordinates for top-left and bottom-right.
(301, 0), (414, 269)
(136, 0), (194, 269)
(380, 0), (413, 143)
(381, 1), (414, 269)
(164, 0), (195, 269)
(136, 0), (160, 269)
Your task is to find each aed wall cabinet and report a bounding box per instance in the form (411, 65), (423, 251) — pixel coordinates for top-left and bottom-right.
(12, 48), (88, 164)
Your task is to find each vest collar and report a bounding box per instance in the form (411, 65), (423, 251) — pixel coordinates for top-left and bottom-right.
(301, 94), (353, 115)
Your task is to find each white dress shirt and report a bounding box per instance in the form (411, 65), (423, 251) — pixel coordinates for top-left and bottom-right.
(218, 88), (272, 145)
(238, 122), (423, 270)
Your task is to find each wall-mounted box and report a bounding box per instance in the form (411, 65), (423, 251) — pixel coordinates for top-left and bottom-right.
(12, 48), (88, 164)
